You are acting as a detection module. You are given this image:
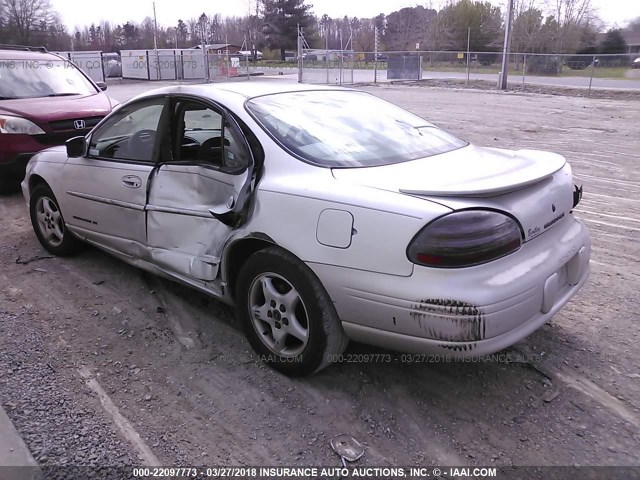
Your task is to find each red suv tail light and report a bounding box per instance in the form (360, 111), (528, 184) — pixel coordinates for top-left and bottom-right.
(407, 210), (523, 268)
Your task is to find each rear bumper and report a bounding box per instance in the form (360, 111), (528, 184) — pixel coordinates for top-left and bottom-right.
(309, 215), (591, 357)
(341, 266), (588, 357)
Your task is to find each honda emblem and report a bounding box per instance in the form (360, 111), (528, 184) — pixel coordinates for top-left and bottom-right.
(74, 119), (86, 129)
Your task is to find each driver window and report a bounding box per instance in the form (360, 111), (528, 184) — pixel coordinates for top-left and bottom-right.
(88, 98), (165, 162)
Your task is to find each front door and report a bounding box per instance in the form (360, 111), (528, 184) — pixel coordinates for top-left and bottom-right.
(145, 98), (254, 282)
(59, 97), (167, 257)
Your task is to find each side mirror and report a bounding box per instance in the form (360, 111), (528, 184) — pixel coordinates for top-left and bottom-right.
(66, 136), (88, 158)
(96, 81), (108, 91)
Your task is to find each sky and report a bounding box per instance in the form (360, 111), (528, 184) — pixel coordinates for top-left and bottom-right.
(50, 0), (637, 32)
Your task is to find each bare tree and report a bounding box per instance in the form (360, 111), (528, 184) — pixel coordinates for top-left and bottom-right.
(548, 0), (595, 52)
(352, 18), (375, 52)
(186, 18), (199, 45)
(3, 0), (53, 44)
(514, 0), (541, 17)
(511, 8), (545, 52)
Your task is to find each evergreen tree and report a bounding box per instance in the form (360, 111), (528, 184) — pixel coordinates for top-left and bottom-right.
(261, 0), (314, 60)
(599, 28), (627, 54)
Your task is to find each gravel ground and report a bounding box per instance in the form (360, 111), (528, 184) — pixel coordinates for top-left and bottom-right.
(0, 310), (137, 477)
(0, 83), (639, 477)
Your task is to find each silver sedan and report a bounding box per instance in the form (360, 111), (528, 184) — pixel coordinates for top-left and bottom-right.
(21, 81), (591, 376)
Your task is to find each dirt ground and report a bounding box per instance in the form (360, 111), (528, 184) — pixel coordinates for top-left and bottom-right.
(1, 83), (639, 475)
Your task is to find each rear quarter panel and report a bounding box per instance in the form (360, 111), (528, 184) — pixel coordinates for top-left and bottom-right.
(243, 170), (451, 277)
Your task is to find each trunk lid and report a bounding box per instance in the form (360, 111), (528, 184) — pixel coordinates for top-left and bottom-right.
(332, 145), (574, 242)
(331, 144), (566, 196)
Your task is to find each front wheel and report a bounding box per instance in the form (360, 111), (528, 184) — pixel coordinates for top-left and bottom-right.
(236, 247), (348, 376)
(0, 176), (20, 194)
(29, 184), (82, 256)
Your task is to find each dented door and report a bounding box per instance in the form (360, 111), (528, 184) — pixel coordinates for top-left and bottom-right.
(145, 100), (254, 282)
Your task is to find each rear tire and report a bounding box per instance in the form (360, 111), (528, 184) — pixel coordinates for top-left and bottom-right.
(236, 246), (348, 376)
(29, 184), (82, 256)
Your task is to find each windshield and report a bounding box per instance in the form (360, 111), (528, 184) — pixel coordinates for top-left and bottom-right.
(0, 58), (97, 99)
(246, 90), (467, 167)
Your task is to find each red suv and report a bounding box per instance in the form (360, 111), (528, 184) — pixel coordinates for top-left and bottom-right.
(0, 45), (117, 192)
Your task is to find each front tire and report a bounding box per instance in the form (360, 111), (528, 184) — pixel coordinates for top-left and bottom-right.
(29, 184), (82, 256)
(236, 246), (348, 376)
(0, 176), (20, 194)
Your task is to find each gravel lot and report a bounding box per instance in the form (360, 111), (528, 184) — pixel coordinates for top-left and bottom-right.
(0, 81), (639, 474)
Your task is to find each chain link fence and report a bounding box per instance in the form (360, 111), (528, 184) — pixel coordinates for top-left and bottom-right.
(299, 49), (355, 84)
(100, 49), (640, 92)
(297, 51), (640, 92)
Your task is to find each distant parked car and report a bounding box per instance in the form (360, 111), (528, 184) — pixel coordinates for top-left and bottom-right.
(0, 45), (117, 193)
(238, 50), (263, 61)
(22, 82), (590, 376)
(633, 57), (640, 69)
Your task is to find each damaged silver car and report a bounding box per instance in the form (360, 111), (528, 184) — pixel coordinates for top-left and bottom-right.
(22, 82), (591, 376)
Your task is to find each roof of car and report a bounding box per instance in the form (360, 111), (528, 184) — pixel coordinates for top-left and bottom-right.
(0, 48), (63, 61)
(133, 80), (352, 103)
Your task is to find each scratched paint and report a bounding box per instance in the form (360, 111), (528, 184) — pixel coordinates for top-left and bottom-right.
(409, 298), (486, 342)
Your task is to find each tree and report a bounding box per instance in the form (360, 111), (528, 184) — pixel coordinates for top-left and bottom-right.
(246, 0), (264, 59)
(435, 0), (503, 51)
(198, 13), (208, 45)
(511, 8), (545, 53)
(626, 17), (640, 38)
(549, 0), (595, 53)
(3, 0), (53, 44)
(261, 0), (314, 60)
(351, 17), (375, 52)
(122, 21), (139, 49)
(599, 28), (626, 54)
(186, 18), (199, 45)
(319, 14), (332, 47)
(384, 6), (436, 51)
(176, 19), (188, 48)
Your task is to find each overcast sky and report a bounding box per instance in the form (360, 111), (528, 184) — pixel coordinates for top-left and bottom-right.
(50, 0), (637, 32)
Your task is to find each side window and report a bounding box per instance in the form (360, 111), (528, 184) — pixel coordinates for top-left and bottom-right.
(176, 100), (249, 172)
(179, 103), (223, 163)
(88, 99), (165, 162)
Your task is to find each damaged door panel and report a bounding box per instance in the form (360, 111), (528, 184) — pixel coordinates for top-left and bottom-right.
(146, 164), (246, 280)
(145, 99), (255, 283)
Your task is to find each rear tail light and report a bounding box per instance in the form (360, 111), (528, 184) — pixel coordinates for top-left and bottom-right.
(407, 209), (523, 268)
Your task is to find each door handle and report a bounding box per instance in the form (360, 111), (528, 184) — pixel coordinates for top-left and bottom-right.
(122, 175), (142, 189)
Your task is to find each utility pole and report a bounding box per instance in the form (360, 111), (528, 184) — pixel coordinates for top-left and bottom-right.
(466, 26), (470, 85)
(374, 25), (378, 84)
(498, 0), (514, 90)
(297, 24), (303, 83)
(201, 20), (209, 82)
(152, 2), (161, 80)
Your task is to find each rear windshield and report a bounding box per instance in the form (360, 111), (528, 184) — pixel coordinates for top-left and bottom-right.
(0, 58), (97, 99)
(245, 90), (467, 168)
